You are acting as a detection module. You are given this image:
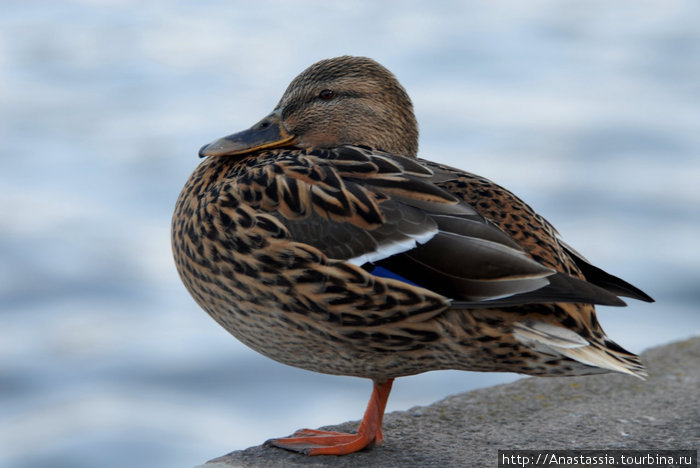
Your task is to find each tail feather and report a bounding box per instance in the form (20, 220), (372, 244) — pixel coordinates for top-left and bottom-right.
(513, 320), (646, 379)
(553, 343), (647, 379)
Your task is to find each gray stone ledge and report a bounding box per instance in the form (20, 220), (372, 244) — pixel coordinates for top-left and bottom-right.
(200, 336), (700, 467)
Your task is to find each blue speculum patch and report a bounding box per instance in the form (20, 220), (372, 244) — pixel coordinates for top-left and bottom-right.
(368, 265), (421, 287)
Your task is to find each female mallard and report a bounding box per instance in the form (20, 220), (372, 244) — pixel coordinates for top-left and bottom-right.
(172, 56), (653, 455)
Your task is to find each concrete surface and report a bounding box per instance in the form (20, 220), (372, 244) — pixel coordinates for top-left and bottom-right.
(200, 337), (699, 467)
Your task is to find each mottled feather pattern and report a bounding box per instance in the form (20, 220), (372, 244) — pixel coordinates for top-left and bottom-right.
(173, 148), (462, 378)
(173, 143), (645, 380)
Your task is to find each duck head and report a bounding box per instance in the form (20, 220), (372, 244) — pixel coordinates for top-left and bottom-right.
(199, 56), (419, 158)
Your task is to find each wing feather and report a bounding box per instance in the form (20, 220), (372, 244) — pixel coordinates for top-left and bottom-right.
(242, 145), (649, 308)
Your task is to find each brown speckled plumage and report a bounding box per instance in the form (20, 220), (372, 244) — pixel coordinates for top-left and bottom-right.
(172, 56), (653, 455)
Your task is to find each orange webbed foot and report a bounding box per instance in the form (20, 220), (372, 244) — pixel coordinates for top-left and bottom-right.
(265, 428), (379, 455)
(264, 379), (393, 456)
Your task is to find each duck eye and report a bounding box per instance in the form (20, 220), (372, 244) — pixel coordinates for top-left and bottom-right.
(319, 89), (335, 100)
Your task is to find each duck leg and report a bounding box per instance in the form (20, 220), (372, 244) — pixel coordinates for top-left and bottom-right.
(265, 378), (394, 455)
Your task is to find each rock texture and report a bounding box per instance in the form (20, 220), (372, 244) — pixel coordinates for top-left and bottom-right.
(200, 337), (699, 468)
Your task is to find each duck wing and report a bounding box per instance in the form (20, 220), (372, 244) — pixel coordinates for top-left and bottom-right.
(248, 145), (635, 307)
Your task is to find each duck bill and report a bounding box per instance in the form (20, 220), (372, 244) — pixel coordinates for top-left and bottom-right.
(198, 109), (297, 158)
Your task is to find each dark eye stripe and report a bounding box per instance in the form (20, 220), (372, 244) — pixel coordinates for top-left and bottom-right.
(282, 90), (368, 119)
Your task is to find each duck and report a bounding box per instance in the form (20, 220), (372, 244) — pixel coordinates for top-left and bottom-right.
(172, 55), (654, 456)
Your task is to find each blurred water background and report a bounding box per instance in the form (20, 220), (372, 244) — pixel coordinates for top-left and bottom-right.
(1, 1), (698, 467)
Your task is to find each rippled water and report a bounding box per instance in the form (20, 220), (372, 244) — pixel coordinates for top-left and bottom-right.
(1, 1), (699, 467)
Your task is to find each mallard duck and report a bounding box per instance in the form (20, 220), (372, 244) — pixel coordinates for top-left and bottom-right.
(172, 56), (653, 455)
